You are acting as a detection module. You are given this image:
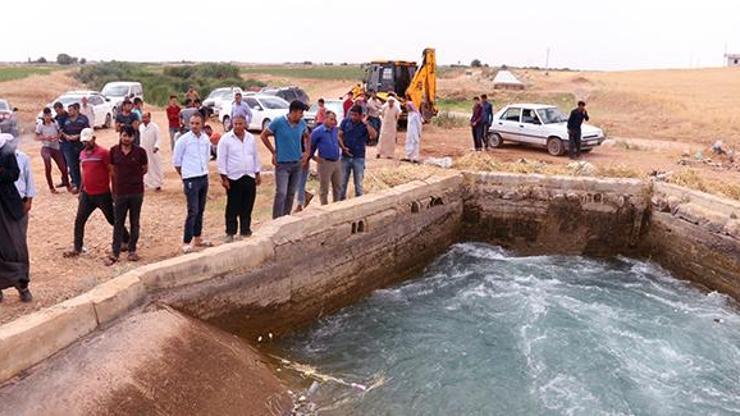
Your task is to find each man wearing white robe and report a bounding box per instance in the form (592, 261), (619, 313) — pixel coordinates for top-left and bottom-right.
(404, 102), (423, 163)
(139, 112), (164, 190)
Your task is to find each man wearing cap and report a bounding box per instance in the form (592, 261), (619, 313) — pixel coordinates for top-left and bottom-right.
(0, 133), (33, 302)
(61, 103), (90, 193)
(260, 100), (310, 218)
(229, 92), (253, 131)
(115, 99), (141, 146)
(64, 128), (129, 258)
(172, 113), (213, 253)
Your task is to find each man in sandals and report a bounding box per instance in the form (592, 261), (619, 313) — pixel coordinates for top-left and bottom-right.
(106, 126), (147, 265)
(172, 113), (213, 253)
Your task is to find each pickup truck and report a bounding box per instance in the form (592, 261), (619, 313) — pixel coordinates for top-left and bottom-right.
(488, 104), (606, 156)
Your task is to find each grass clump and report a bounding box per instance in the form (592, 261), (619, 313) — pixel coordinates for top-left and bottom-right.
(670, 169), (740, 201)
(0, 65), (57, 82)
(76, 62), (266, 106)
(432, 111), (468, 129)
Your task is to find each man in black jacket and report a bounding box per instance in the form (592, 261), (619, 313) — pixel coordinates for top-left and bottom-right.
(567, 101), (589, 159)
(0, 133), (32, 302)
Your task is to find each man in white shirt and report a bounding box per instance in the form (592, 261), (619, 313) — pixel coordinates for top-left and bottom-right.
(14, 148), (36, 216)
(139, 112), (164, 191)
(172, 113), (212, 253)
(217, 115), (261, 242)
(80, 96), (95, 128)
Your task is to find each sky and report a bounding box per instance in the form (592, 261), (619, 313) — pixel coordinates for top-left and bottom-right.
(4, 1), (740, 71)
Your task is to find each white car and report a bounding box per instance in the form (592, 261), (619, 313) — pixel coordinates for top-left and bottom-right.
(488, 104), (606, 156)
(101, 81), (144, 110)
(304, 99), (345, 130)
(204, 87), (243, 116)
(219, 95), (290, 132)
(39, 91), (116, 129)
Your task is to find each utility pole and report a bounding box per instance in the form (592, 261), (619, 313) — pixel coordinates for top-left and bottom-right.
(545, 47), (550, 76)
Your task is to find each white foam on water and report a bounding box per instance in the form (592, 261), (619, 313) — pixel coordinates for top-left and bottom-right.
(279, 243), (740, 416)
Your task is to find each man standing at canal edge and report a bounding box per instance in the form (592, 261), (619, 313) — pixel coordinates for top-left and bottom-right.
(567, 101), (589, 159)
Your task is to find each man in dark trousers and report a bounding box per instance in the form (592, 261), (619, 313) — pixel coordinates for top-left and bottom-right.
(567, 101), (590, 159)
(481, 95), (494, 149)
(470, 97), (483, 151)
(106, 126), (147, 265)
(64, 128), (129, 258)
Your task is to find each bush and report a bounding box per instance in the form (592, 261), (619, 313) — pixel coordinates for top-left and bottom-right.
(471, 59), (482, 68)
(76, 62), (266, 106)
(57, 53), (77, 65)
(36, 57), (47, 64)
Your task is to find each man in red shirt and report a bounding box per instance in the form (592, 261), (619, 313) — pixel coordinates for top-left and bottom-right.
(106, 126), (147, 265)
(64, 128), (129, 258)
(342, 92), (354, 119)
(166, 95), (181, 150)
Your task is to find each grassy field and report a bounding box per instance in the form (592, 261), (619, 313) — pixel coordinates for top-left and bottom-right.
(241, 65), (364, 80)
(0, 66), (58, 82)
(438, 92), (574, 113)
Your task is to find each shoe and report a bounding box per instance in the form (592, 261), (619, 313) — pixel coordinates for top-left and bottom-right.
(304, 192), (314, 208)
(70, 187), (79, 195)
(240, 231), (253, 239)
(18, 288), (33, 303)
(194, 239), (213, 248)
(295, 205), (303, 213)
(224, 235), (235, 243)
(49, 188), (58, 194)
(63, 249), (81, 258)
(127, 252), (140, 262)
(104, 255), (118, 266)
(182, 244), (193, 254)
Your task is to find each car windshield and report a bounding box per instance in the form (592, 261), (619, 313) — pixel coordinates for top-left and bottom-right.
(206, 89), (227, 99)
(260, 98), (289, 110)
(102, 85), (129, 96)
(537, 107), (568, 124)
(0, 101), (8, 111)
(57, 96), (81, 106)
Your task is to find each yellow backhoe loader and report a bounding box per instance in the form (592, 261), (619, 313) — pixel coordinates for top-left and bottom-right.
(357, 48), (438, 123)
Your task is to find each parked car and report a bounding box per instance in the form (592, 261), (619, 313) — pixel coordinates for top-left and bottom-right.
(260, 86), (309, 105)
(0, 99), (19, 137)
(38, 91), (116, 129)
(219, 95), (290, 132)
(101, 81), (144, 110)
(488, 104), (606, 156)
(304, 99), (345, 130)
(203, 87), (243, 117)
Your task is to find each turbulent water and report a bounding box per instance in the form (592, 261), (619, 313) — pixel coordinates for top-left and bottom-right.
(278, 243), (740, 416)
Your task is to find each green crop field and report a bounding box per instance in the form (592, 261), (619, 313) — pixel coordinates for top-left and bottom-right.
(241, 65), (364, 80)
(0, 66), (58, 82)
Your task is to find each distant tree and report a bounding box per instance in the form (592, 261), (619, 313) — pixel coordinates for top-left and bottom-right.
(56, 53), (76, 65)
(79, 57), (87, 65)
(302, 61), (313, 65)
(36, 57), (47, 64)
(471, 59), (482, 68)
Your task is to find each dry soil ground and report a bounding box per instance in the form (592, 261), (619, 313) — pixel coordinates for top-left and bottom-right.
(0, 67), (738, 323)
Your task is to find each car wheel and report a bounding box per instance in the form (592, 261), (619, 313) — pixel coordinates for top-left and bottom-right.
(104, 113), (112, 129)
(222, 116), (230, 131)
(262, 119), (271, 131)
(547, 137), (565, 156)
(488, 132), (503, 148)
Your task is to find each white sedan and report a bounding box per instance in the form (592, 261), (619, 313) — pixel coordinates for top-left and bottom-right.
(488, 104), (606, 156)
(39, 91), (116, 129)
(219, 95), (290, 132)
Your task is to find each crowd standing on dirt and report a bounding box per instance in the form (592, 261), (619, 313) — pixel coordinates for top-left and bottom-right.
(0, 85), (430, 303)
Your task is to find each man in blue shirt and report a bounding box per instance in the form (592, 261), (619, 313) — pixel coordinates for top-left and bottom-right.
(338, 105), (377, 200)
(309, 111), (344, 205)
(481, 94), (494, 149)
(61, 103), (90, 193)
(260, 100), (310, 218)
(172, 112), (213, 253)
